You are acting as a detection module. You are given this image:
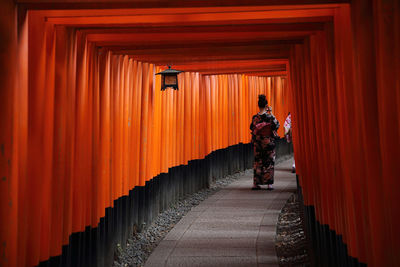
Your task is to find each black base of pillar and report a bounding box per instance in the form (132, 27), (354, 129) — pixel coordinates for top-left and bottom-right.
(37, 141), (292, 267)
(296, 176), (367, 267)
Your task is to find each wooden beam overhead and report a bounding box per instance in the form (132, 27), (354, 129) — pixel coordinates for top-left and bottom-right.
(20, 3), (344, 76)
(17, 0), (350, 10)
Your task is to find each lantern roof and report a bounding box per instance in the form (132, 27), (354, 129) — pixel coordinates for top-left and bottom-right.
(156, 66), (183, 75)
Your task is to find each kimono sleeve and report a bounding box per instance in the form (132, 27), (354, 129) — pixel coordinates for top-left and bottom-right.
(250, 115), (256, 131)
(271, 114), (280, 130)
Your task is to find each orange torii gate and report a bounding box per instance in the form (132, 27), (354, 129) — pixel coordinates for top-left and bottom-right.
(0, 1), (399, 266)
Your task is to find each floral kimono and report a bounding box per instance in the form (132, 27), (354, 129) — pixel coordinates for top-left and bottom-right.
(284, 113), (292, 143)
(250, 112), (280, 186)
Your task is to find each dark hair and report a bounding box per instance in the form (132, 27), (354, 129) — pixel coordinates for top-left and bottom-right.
(258, 94), (268, 108)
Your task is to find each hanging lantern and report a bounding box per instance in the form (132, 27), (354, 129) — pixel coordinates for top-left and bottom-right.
(155, 66), (183, 91)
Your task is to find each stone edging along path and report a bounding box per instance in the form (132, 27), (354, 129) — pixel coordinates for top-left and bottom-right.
(275, 193), (310, 266)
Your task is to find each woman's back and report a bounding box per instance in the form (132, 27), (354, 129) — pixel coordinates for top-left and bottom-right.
(250, 95), (280, 190)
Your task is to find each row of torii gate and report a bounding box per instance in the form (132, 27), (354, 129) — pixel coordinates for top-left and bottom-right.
(0, 0), (399, 266)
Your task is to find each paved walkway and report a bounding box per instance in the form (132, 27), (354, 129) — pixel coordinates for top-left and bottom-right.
(145, 158), (296, 267)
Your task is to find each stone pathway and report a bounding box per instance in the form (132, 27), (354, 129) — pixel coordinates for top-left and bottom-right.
(145, 158), (297, 267)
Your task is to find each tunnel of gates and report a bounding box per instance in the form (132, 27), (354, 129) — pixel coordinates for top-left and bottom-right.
(0, 1), (399, 267)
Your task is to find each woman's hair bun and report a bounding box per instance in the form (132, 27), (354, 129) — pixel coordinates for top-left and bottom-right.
(258, 94), (268, 108)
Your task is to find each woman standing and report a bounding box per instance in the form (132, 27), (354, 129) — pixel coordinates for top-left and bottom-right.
(284, 112), (296, 173)
(250, 95), (280, 190)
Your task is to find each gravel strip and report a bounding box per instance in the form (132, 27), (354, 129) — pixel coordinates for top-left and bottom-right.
(113, 170), (249, 267)
(275, 193), (310, 266)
